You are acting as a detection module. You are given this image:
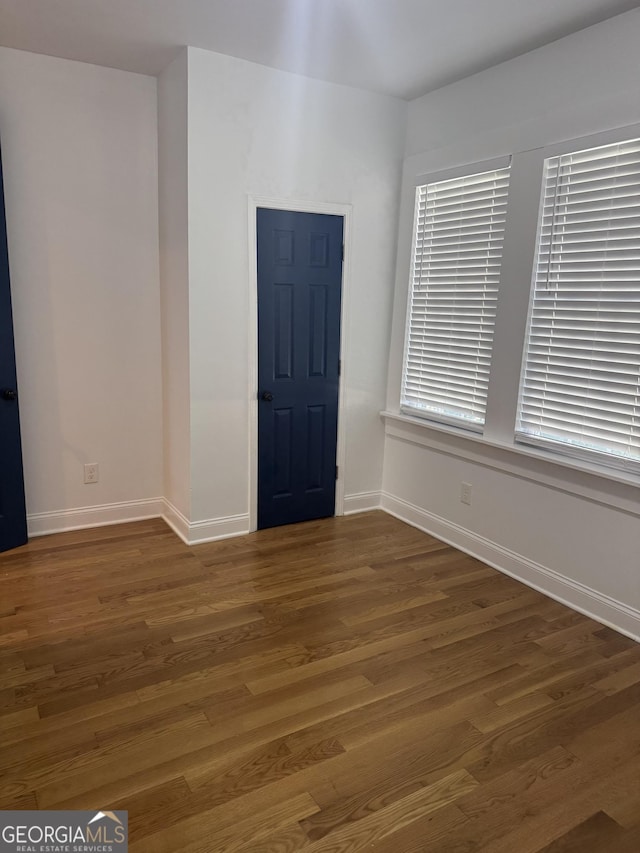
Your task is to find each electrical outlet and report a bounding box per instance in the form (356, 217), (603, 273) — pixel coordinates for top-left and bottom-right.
(84, 463), (99, 484)
(460, 482), (472, 505)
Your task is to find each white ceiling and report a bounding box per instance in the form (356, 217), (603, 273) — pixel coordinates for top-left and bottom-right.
(0, 0), (638, 100)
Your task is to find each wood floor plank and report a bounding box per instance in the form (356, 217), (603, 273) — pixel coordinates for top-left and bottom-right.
(533, 812), (626, 853)
(478, 759), (640, 853)
(361, 803), (469, 853)
(593, 658), (640, 695)
(131, 791), (321, 853)
(0, 511), (637, 851)
(304, 768), (478, 851)
(186, 736), (345, 809)
(470, 691), (555, 733)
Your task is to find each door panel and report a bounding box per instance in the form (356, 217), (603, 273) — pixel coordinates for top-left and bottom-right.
(0, 142), (27, 552)
(308, 285), (328, 377)
(257, 208), (343, 530)
(306, 404), (326, 491)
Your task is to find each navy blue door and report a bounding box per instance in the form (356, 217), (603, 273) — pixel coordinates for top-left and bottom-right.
(257, 208), (343, 529)
(0, 142), (27, 552)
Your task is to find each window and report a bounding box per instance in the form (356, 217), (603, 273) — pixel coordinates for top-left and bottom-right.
(517, 137), (640, 473)
(401, 165), (510, 431)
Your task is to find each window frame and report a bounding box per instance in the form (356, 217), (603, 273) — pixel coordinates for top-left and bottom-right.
(390, 125), (640, 496)
(515, 132), (640, 475)
(399, 155), (512, 434)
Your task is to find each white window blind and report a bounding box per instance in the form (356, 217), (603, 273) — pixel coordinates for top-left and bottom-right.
(516, 137), (640, 472)
(401, 166), (510, 430)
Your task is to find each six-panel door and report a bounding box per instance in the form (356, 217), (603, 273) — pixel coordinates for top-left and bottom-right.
(257, 208), (343, 529)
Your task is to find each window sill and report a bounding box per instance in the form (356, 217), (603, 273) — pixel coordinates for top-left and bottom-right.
(381, 410), (640, 517)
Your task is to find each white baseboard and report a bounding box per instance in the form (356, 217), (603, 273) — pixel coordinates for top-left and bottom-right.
(183, 513), (250, 545)
(381, 491), (640, 643)
(343, 491), (382, 515)
(160, 499), (191, 544)
(28, 497), (250, 547)
(161, 500), (249, 545)
(27, 498), (165, 538)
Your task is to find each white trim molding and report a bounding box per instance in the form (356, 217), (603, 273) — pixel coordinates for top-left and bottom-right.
(185, 514), (250, 546)
(162, 500), (249, 545)
(247, 195), (353, 531)
(27, 498), (165, 538)
(380, 491), (640, 643)
(28, 498), (250, 546)
(160, 499), (191, 544)
(343, 492), (382, 514)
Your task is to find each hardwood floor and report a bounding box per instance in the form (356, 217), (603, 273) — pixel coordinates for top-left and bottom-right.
(0, 511), (639, 851)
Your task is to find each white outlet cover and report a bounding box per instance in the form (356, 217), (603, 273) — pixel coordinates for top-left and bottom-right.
(84, 463), (99, 484)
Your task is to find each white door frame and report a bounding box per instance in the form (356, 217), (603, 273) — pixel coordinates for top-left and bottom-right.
(247, 195), (352, 533)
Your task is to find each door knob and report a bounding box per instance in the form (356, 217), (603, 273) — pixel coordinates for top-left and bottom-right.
(1, 389), (16, 401)
(261, 391), (274, 402)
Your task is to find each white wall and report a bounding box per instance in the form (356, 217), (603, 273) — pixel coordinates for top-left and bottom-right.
(384, 9), (640, 638)
(1, 41), (405, 543)
(0, 48), (163, 532)
(158, 50), (191, 522)
(186, 47), (407, 528)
